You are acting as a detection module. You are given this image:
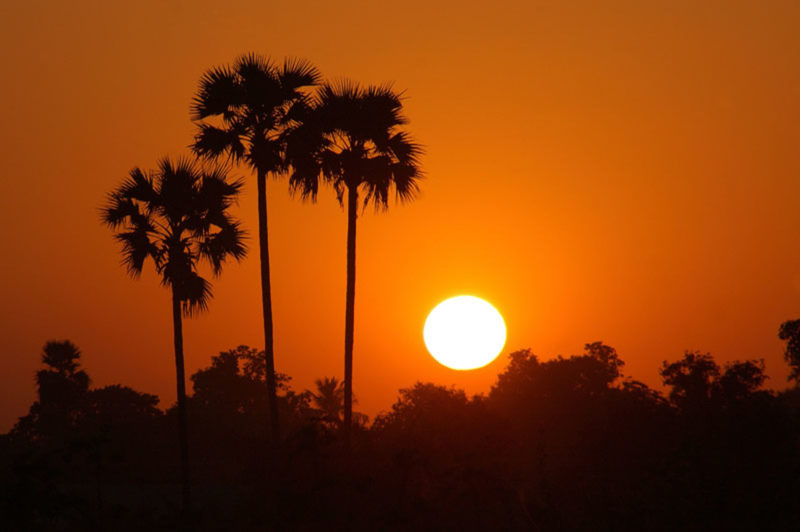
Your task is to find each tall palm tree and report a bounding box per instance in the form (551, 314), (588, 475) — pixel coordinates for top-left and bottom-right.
(191, 53), (320, 441)
(102, 157), (245, 511)
(286, 82), (422, 445)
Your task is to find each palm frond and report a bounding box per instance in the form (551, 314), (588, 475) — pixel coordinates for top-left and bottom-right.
(333, 180), (346, 206)
(192, 124), (245, 161)
(391, 161), (422, 203)
(191, 65), (239, 120)
(101, 195), (141, 229)
(288, 169), (321, 200)
(360, 85), (406, 142)
(114, 227), (156, 277)
(198, 168), (244, 211)
(199, 218), (247, 275)
(284, 119), (333, 201)
(387, 131), (423, 164)
(177, 270), (213, 317)
(281, 107), (330, 197)
(315, 80), (360, 135)
(319, 148), (345, 176)
(119, 167), (158, 202)
(316, 81), (408, 148)
(386, 131), (423, 203)
(322, 79), (360, 101)
(236, 52), (276, 78)
(157, 157), (197, 223)
(279, 57), (321, 92)
(236, 53), (283, 111)
(282, 96), (313, 125)
(361, 157), (394, 210)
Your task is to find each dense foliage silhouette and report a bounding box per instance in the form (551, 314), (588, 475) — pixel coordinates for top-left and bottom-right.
(3, 336), (799, 530)
(779, 318), (800, 383)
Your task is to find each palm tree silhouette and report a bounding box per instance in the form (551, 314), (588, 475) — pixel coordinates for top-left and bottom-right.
(287, 82), (422, 445)
(191, 53), (320, 442)
(102, 157), (245, 511)
(310, 377), (345, 428)
(310, 376), (369, 431)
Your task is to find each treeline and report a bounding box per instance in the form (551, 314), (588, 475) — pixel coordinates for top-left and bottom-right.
(10, 50), (800, 529)
(2, 336), (800, 530)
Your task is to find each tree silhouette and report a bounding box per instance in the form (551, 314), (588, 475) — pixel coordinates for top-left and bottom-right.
(660, 351), (769, 411)
(716, 359), (767, 402)
(191, 53), (320, 442)
(191, 348), (265, 416)
(37, 341), (90, 409)
(101, 157), (245, 512)
(778, 319), (800, 383)
(13, 341), (90, 444)
(4, 337), (800, 529)
(490, 343), (625, 412)
(660, 351), (720, 410)
(287, 82), (422, 444)
(310, 377), (345, 429)
(188, 346), (318, 474)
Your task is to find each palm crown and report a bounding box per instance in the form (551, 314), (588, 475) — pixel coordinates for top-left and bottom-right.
(102, 157), (246, 315)
(310, 377), (345, 423)
(286, 81), (422, 207)
(191, 53), (320, 171)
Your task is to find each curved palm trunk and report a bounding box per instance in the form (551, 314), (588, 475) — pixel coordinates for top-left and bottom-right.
(343, 186), (358, 447)
(257, 170), (280, 443)
(171, 289), (191, 513)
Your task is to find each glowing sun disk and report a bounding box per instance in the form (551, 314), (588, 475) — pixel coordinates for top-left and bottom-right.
(423, 295), (506, 370)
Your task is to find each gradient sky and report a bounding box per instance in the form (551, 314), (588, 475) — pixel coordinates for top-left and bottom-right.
(1, 0), (799, 431)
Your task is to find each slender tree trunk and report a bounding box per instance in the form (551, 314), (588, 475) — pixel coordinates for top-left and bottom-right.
(171, 289), (191, 514)
(257, 169), (280, 443)
(343, 185), (358, 447)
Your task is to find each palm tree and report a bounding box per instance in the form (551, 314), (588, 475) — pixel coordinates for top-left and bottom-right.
(310, 377), (345, 428)
(286, 82), (422, 445)
(310, 376), (369, 431)
(191, 53), (319, 442)
(13, 341), (91, 444)
(102, 157), (245, 511)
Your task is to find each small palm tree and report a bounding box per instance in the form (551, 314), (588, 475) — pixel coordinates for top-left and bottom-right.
(287, 82), (422, 445)
(102, 157), (245, 511)
(310, 377), (345, 428)
(13, 341), (91, 444)
(191, 53), (320, 442)
(310, 377), (368, 431)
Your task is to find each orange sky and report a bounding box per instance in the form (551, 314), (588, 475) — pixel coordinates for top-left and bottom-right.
(1, 1), (799, 431)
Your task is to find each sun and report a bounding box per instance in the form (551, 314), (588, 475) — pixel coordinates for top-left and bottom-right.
(423, 295), (507, 370)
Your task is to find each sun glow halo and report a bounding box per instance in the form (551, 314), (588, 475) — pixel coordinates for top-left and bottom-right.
(423, 295), (506, 370)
